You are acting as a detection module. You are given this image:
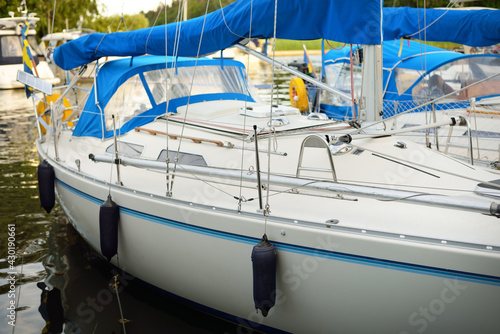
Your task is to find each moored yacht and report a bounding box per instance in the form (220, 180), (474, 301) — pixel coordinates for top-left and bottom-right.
(21, 1), (500, 333)
(0, 11), (59, 89)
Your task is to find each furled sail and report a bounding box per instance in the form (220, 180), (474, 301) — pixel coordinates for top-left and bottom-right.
(383, 7), (500, 47)
(54, 0), (382, 70)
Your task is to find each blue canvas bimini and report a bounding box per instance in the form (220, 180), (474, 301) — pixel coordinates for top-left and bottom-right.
(319, 41), (500, 120)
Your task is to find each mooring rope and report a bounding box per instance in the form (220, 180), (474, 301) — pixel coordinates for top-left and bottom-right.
(111, 275), (128, 334)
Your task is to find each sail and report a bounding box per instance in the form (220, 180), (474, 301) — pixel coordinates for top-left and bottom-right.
(54, 0), (382, 70)
(384, 7), (500, 47)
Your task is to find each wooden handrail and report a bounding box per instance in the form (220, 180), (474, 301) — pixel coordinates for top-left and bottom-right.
(134, 127), (224, 147)
(467, 108), (500, 116)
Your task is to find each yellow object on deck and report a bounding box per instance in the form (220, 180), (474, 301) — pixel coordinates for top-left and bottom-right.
(289, 77), (309, 112)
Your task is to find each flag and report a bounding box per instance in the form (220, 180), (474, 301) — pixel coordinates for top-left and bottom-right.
(21, 20), (34, 98)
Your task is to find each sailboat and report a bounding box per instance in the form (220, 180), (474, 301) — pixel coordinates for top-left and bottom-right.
(0, 10), (59, 89)
(39, 28), (97, 82)
(299, 6), (500, 167)
(318, 40), (500, 166)
(22, 0), (500, 333)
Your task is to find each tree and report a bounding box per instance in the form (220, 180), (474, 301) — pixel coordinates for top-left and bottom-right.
(0, 0), (99, 39)
(86, 13), (150, 33)
(144, 0), (235, 27)
(0, 0), (21, 16)
(1, 1), (150, 38)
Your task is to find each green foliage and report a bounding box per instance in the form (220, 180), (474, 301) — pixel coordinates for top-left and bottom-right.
(85, 13), (150, 33)
(275, 39), (327, 52)
(274, 39), (461, 52)
(0, 0), (151, 38)
(0, 0), (22, 17)
(144, 0), (235, 27)
(0, 0), (99, 39)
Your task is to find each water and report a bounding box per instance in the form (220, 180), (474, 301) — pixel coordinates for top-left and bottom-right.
(0, 55), (321, 334)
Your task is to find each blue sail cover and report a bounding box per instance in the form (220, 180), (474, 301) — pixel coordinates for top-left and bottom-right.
(54, 0), (382, 70)
(384, 7), (500, 47)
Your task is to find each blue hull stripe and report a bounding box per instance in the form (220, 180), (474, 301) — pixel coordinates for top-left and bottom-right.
(57, 179), (500, 287)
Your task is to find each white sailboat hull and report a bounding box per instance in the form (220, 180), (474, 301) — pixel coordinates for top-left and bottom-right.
(39, 139), (500, 334)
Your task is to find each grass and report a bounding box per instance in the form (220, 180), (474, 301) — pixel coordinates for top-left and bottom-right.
(274, 39), (461, 51)
(274, 39), (331, 51)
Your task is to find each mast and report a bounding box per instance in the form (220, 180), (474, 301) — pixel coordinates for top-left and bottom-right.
(359, 45), (383, 122)
(359, 0), (383, 123)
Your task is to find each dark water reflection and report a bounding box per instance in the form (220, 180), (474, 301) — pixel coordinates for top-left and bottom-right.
(0, 55), (320, 333)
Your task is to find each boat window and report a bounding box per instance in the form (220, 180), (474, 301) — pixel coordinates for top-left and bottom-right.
(104, 74), (152, 131)
(436, 57), (500, 100)
(394, 67), (423, 98)
(157, 149), (207, 166)
(321, 63), (361, 106)
(1, 36), (23, 57)
(411, 57), (500, 103)
(144, 65), (261, 105)
(106, 142), (144, 157)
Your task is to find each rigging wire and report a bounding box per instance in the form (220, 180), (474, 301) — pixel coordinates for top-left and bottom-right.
(164, 1), (172, 197)
(326, 40), (346, 51)
(407, 2), (454, 39)
(219, 0), (248, 39)
(414, 0), (431, 132)
(115, 14), (123, 32)
(161, 0), (184, 196)
(169, 0), (211, 195)
(349, 44), (357, 120)
(174, 0), (187, 68)
(95, 0), (151, 57)
(125, 13), (139, 31)
(142, 0), (170, 196)
(178, 165), (244, 200)
(236, 0), (254, 212)
(261, 0), (279, 229)
(51, 0), (56, 35)
(146, 4), (167, 53)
